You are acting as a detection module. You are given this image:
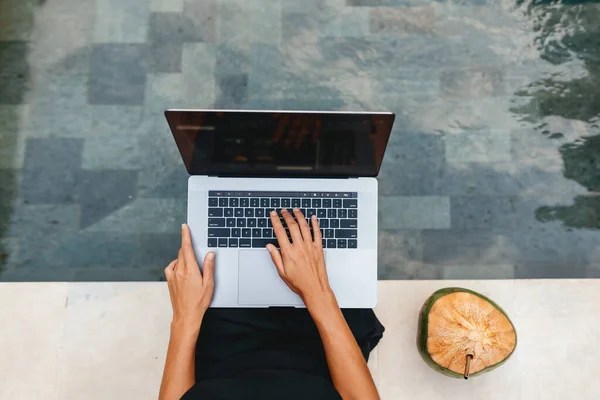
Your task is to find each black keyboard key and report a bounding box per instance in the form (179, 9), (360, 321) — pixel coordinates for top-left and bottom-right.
(348, 209), (357, 218)
(235, 208), (244, 217)
(322, 239), (326, 248)
(333, 199), (342, 208)
(227, 218), (236, 227)
(237, 218), (246, 227)
(292, 198), (301, 208)
(208, 208), (223, 217)
(252, 239), (279, 248)
(340, 219), (357, 228)
(232, 228), (241, 238)
(250, 198), (260, 207)
(327, 209), (336, 218)
(348, 239), (357, 248)
(300, 208), (307, 216)
(242, 228), (251, 237)
(337, 239), (347, 248)
(325, 229), (334, 238)
(320, 219), (329, 228)
(323, 199), (332, 208)
(240, 239), (251, 248)
(343, 199), (358, 208)
(219, 198), (228, 207)
(258, 219), (267, 227)
(208, 238), (218, 247)
(252, 228), (262, 237)
(218, 238), (228, 247)
(255, 208), (265, 217)
(307, 209), (316, 218)
(335, 229), (357, 238)
(317, 209), (327, 218)
(271, 198), (280, 207)
(247, 218), (257, 227)
(338, 209), (347, 218)
(230, 198), (239, 207)
(208, 218), (226, 227)
(301, 199), (311, 208)
(224, 208), (234, 217)
(240, 198), (249, 207)
(312, 199), (321, 208)
(260, 198), (269, 207)
(263, 228), (273, 238)
(327, 239), (336, 248)
(330, 219), (340, 229)
(282, 198), (291, 208)
(229, 238), (239, 248)
(266, 207), (275, 215)
(267, 219), (273, 227)
(244, 208), (253, 217)
(209, 198), (218, 207)
(208, 228), (230, 237)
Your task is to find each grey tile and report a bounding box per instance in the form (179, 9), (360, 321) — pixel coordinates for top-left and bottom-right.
(444, 129), (511, 164)
(183, 0), (217, 42)
(0, 105), (27, 168)
(89, 44), (147, 105)
(281, 11), (318, 42)
(181, 43), (216, 107)
(443, 264), (515, 280)
(450, 197), (540, 230)
(377, 230), (431, 279)
(215, 43), (250, 78)
(515, 262), (588, 279)
(422, 229), (512, 265)
(0, 0), (35, 41)
(0, 237), (19, 273)
(150, 0), (184, 13)
(243, 98), (345, 111)
(78, 170), (138, 228)
(510, 127), (565, 163)
(380, 261), (442, 280)
(348, 0), (428, 5)
(535, 195), (600, 230)
(148, 41), (183, 73)
(217, 0), (281, 44)
(319, 8), (369, 38)
(216, 74), (248, 108)
(94, 0), (148, 43)
(0, 265), (75, 282)
(0, 41), (29, 104)
(143, 168), (188, 199)
(139, 232), (181, 268)
(22, 138), (83, 204)
(377, 131), (445, 196)
(72, 266), (164, 282)
(440, 66), (505, 98)
(379, 196), (450, 230)
(90, 105), (144, 135)
(0, 169), (19, 207)
(149, 12), (206, 43)
(81, 133), (139, 170)
(370, 5), (437, 36)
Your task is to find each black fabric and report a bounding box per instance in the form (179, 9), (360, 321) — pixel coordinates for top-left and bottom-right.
(181, 308), (384, 400)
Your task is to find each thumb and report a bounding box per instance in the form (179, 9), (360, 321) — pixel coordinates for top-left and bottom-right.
(164, 260), (176, 281)
(202, 252), (215, 284)
(266, 244), (284, 277)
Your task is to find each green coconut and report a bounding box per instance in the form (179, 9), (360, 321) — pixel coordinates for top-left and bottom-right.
(417, 287), (517, 379)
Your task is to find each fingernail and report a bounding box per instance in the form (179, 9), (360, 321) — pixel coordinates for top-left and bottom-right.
(270, 210), (276, 216)
(181, 223), (185, 229)
(293, 207), (299, 212)
(206, 252), (215, 260)
(281, 208), (287, 213)
(312, 215), (316, 220)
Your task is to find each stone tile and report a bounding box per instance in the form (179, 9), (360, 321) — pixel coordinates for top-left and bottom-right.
(243, 98), (345, 111)
(148, 12), (206, 43)
(72, 267), (164, 282)
(377, 131), (445, 196)
(320, 8), (370, 37)
(22, 138), (83, 204)
(535, 195), (600, 230)
(182, 0), (217, 42)
(370, 5), (437, 36)
(217, 0), (281, 44)
(86, 199), (186, 233)
(377, 230), (423, 279)
(94, 0), (149, 43)
(444, 129), (511, 164)
(148, 41), (183, 73)
(89, 44), (147, 105)
(379, 196), (450, 230)
(0, 41), (29, 104)
(143, 168), (189, 199)
(181, 43), (216, 107)
(90, 105), (144, 135)
(348, 0), (426, 5)
(215, 74), (248, 108)
(58, 283), (170, 398)
(215, 43), (250, 77)
(440, 66), (505, 98)
(450, 196), (540, 230)
(515, 262), (588, 279)
(81, 134), (139, 170)
(25, 74), (91, 138)
(78, 170), (138, 228)
(0, 265), (75, 282)
(0, 169), (19, 207)
(0, 237), (19, 273)
(443, 264), (515, 279)
(0, 283), (67, 398)
(0, 105), (27, 168)
(0, 0), (34, 41)
(150, 0), (184, 13)
(139, 232), (181, 268)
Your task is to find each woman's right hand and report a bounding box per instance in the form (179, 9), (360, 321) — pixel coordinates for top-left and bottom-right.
(266, 208), (333, 304)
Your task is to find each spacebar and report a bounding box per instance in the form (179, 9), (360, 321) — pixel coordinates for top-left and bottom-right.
(251, 239), (279, 248)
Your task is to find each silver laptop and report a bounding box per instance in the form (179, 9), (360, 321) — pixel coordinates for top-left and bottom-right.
(165, 110), (395, 308)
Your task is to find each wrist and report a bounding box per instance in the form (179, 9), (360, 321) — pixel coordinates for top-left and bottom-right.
(303, 289), (339, 318)
(170, 316), (202, 337)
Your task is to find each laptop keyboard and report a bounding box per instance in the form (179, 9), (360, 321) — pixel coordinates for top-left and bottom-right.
(206, 191), (358, 249)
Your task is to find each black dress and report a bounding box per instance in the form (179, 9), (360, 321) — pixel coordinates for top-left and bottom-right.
(181, 308), (384, 400)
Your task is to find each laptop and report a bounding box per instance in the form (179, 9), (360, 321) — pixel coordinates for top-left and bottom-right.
(165, 110), (395, 308)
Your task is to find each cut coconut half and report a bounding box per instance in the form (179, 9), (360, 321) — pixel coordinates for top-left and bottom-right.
(417, 287), (517, 379)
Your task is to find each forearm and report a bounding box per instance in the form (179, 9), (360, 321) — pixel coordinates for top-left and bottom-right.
(306, 293), (380, 400)
(159, 321), (199, 400)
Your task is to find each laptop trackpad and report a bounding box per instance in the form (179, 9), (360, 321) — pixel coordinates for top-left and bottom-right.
(238, 250), (303, 306)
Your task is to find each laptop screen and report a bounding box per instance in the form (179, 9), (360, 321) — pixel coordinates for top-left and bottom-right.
(165, 110), (395, 178)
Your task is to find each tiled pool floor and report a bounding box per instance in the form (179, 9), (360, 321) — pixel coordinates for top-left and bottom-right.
(1, 0), (599, 281)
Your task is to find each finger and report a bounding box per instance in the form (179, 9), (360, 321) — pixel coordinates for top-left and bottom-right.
(164, 260), (176, 281)
(311, 215), (322, 244)
(181, 224), (196, 268)
(202, 252), (215, 284)
(177, 248), (187, 273)
(270, 210), (290, 248)
(266, 244), (285, 277)
(280, 208), (302, 243)
(293, 208), (312, 243)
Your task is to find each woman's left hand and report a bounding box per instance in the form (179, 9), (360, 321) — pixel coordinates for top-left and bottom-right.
(164, 224), (215, 332)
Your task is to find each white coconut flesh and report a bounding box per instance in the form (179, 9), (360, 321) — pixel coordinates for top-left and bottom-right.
(426, 292), (517, 375)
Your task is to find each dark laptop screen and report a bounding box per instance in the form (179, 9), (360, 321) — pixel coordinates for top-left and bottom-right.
(165, 110), (395, 177)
